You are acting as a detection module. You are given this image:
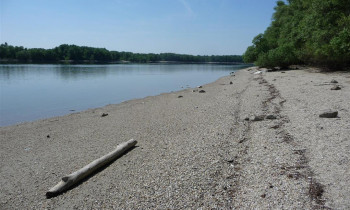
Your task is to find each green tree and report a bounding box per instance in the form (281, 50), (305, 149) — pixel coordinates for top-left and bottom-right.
(1, 43), (243, 64)
(244, 0), (350, 69)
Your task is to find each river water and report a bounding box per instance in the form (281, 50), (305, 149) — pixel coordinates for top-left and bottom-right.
(0, 64), (251, 126)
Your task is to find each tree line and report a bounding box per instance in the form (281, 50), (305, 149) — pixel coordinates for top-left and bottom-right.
(243, 0), (350, 69)
(0, 43), (243, 64)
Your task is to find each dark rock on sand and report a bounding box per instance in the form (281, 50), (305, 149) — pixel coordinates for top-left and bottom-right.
(226, 159), (235, 163)
(319, 110), (338, 118)
(199, 90), (206, 93)
(270, 124), (280, 129)
(331, 79), (338, 84)
(266, 115), (277, 120)
(101, 113), (109, 117)
(251, 115), (266, 121)
(331, 85), (341, 90)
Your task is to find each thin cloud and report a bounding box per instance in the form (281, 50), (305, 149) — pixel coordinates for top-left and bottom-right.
(179, 0), (195, 16)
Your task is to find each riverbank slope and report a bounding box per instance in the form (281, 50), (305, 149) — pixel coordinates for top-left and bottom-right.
(1, 67), (349, 209)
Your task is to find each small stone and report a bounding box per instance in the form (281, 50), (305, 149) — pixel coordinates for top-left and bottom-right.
(238, 139), (245, 143)
(178, 95), (183, 98)
(270, 124), (280, 129)
(192, 90), (197, 92)
(226, 159), (235, 163)
(47, 135), (50, 138)
(261, 194), (266, 198)
(229, 81), (233, 85)
(265, 115), (277, 120)
(281, 71), (286, 73)
(199, 90), (206, 93)
(244, 117), (250, 121)
(319, 110), (338, 118)
(197, 85), (203, 88)
(331, 79), (338, 83)
(101, 113), (108, 117)
(331, 85), (341, 90)
(251, 115), (265, 121)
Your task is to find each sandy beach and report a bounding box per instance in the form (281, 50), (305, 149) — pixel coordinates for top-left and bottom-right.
(1, 67), (349, 209)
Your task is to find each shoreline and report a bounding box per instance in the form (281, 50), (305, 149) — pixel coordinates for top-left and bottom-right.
(1, 67), (349, 209)
(0, 60), (246, 65)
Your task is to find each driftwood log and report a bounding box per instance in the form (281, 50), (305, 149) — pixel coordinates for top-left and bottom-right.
(46, 139), (137, 198)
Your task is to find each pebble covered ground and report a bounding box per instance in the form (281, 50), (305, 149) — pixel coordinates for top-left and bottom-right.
(1, 67), (349, 209)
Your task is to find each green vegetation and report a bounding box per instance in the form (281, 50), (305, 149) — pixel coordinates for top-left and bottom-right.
(243, 0), (350, 69)
(0, 43), (243, 64)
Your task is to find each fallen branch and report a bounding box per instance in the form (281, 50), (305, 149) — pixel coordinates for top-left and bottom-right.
(46, 139), (137, 198)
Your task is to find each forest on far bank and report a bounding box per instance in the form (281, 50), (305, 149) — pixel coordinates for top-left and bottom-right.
(0, 43), (243, 64)
(243, 0), (350, 69)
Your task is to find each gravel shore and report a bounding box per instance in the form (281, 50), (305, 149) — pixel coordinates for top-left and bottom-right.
(1, 67), (349, 209)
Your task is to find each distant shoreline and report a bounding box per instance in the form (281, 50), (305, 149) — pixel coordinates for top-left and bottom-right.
(0, 59), (246, 65)
(0, 43), (244, 65)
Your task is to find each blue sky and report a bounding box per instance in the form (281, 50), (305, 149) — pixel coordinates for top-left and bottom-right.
(0, 0), (279, 55)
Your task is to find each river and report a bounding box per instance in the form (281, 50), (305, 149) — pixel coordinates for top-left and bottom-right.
(0, 64), (251, 126)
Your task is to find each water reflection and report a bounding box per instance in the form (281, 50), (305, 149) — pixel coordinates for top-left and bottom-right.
(56, 65), (109, 80)
(0, 64), (252, 126)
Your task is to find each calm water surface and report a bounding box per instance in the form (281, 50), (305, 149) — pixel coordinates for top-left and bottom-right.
(0, 64), (250, 126)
